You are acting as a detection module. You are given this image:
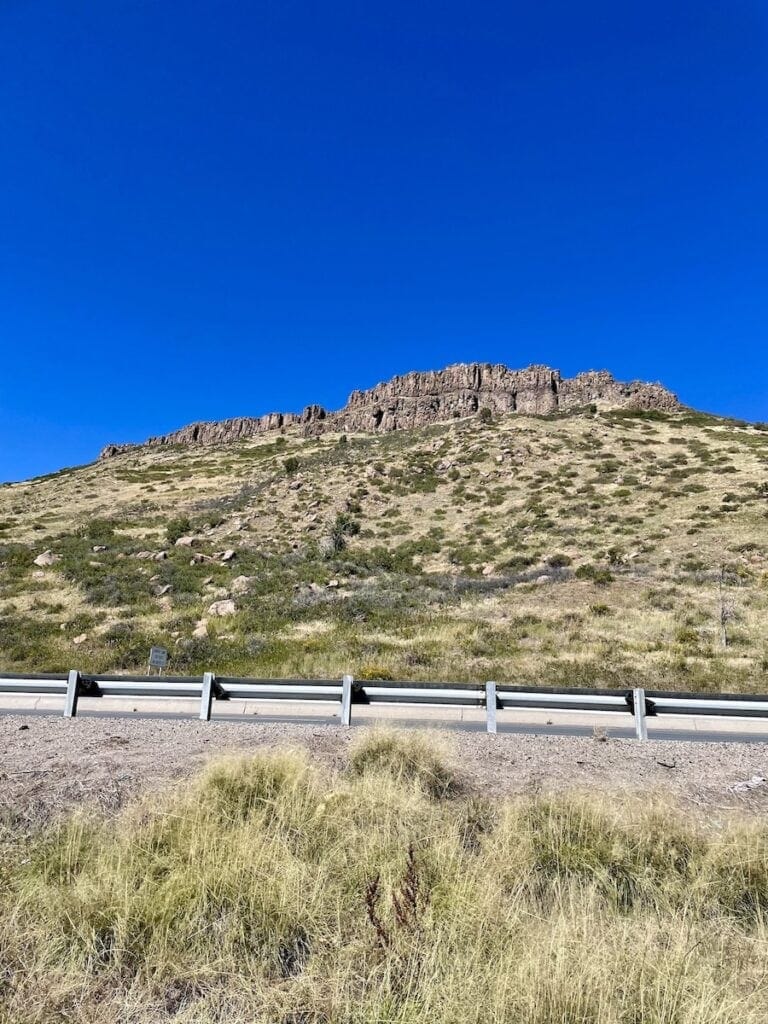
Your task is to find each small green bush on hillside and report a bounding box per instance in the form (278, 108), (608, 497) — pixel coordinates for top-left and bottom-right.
(166, 515), (192, 544)
(575, 563), (613, 585)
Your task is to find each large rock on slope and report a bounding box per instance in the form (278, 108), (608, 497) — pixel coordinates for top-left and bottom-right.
(99, 361), (680, 458)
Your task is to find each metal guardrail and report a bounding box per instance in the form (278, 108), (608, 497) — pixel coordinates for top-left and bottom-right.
(3, 671), (768, 739)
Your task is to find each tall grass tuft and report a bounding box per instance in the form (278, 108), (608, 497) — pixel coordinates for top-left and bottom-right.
(348, 728), (458, 799)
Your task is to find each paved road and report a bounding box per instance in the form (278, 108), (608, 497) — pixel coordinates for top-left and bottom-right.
(2, 695), (768, 744)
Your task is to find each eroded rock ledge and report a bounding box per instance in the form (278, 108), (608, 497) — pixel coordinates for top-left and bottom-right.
(99, 362), (680, 458)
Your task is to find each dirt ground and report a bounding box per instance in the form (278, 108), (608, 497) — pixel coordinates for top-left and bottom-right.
(2, 713), (768, 834)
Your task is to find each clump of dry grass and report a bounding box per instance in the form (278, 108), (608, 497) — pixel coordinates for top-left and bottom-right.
(348, 728), (459, 799)
(2, 732), (768, 1022)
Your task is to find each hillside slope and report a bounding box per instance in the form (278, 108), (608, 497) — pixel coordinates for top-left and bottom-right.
(1, 405), (767, 691)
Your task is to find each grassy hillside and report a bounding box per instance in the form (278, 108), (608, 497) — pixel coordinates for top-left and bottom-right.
(1, 407), (767, 691)
(2, 732), (768, 1022)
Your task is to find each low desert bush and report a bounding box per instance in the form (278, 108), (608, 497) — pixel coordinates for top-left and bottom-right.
(165, 514), (191, 545)
(575, 563), (614, 585)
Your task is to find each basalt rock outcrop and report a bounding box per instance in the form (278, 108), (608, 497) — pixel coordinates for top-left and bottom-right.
(99, 362), (680, 458)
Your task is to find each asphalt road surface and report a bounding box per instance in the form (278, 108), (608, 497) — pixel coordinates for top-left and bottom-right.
(2, 696), (768, 745)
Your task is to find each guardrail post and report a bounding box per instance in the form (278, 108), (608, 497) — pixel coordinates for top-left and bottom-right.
(64, 670), (81, 719)
(633, 687), (648, 741)
(200, 672), (215, 721)
(485, 681), (497, 734)
(341, 674), (353, 727)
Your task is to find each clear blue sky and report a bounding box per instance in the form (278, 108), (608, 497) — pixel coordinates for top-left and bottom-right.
(1, 1), (767, 482)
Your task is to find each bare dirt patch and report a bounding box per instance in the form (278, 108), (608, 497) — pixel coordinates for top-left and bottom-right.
(2, 714), (768, 834)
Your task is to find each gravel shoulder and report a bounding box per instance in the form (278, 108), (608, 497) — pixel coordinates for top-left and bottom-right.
(2, 714), (768, 833)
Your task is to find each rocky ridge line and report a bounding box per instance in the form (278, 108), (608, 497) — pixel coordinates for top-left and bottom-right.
(99, 362), (680, 458)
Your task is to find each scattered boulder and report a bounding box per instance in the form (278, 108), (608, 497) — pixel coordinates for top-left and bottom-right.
(318, 536), (336, 558)
(92, 545), (108, 552)
(208, 599), (236, 617)
(174, 535), (199, 548)
(219, 549), (236, 562)
(152, 584), (173, 597)
(33, 550), (60, 567)
(231, 575), (255, 596)
(192, 619), (209, 638)
(327, 579), (340, 589)
(731, 775), (766, 793)
(72, 633), (88, 645)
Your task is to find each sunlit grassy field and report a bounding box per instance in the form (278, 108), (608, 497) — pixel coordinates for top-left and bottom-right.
(2, 730), (768, 1022)
(1, 406), (767, 691)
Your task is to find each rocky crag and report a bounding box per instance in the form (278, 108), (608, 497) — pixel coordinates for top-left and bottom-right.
(99, 362), (680, 458)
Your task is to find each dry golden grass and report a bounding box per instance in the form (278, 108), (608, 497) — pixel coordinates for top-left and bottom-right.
(2, 731), (768, 1022)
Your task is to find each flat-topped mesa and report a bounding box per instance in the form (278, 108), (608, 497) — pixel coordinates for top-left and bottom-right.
(98, 362), (680, 458)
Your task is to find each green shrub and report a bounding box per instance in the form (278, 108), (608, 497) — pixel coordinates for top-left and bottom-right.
(575, 564), (613, 585)
(675, 623), (698, 643)
(355, 662), (396, 681)
(166, 515), (192, 544)
(80, 517), (118, 543)
(589, 603), (611, 616)
(330, 511), (360, 552)
(547, 552), (573, 568)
